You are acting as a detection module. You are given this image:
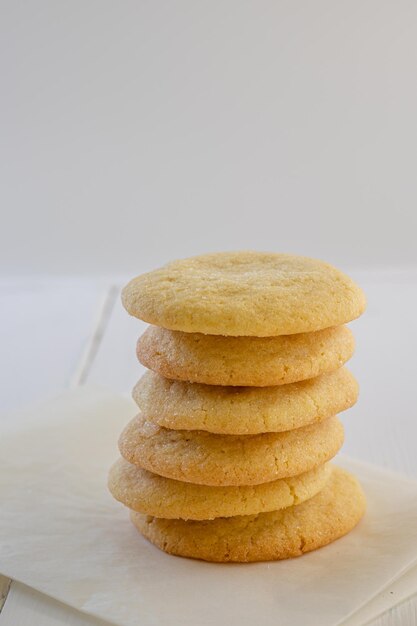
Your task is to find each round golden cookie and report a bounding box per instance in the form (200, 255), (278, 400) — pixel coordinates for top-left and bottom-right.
(136, 325), (354, 387)
(133, 367), (358, 434)
(131, 466), (365, 562)
(108, 458), (331, 520)
(122, 252), (366, 337)
(118, 414), (344, 486)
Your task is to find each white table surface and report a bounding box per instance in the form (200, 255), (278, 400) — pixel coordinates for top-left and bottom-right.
(1, 271), (417, 626)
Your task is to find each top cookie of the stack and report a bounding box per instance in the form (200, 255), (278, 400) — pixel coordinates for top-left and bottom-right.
(122, 251), (366, 336)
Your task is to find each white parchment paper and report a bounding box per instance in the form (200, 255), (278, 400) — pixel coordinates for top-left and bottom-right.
(1, 387), (417, 626)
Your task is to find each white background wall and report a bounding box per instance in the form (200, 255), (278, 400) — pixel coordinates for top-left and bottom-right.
(2, 0), (417, 275)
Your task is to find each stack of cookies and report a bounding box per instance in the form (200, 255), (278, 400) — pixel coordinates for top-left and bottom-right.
(109, 252), (367, 562)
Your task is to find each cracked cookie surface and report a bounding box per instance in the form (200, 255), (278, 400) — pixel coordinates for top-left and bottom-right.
(133, 367), (358, 434)
(136, 325), (354, 387)
(131, 466), (365, 562)
(118, 414), (344, 486)
(122, 252), (366, 336)
(108, 458), (330, 520)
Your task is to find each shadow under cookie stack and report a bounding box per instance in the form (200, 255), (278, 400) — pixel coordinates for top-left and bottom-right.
(109, 252), (367, 562)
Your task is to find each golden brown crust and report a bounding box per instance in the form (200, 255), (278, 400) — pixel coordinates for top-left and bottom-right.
(131, 467), (366, 562)
(118, 414), (344, 486)
(108, 459), (331, 520)
(136, 325), (355, 387)
(122, 252), (366, 336)
(133, 367), (358, 434)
